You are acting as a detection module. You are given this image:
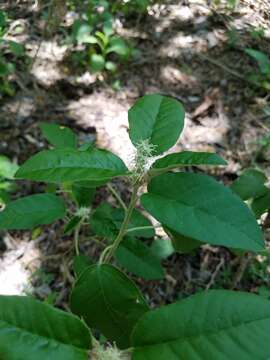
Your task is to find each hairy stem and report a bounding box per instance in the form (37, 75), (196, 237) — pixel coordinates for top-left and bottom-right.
(103, 184), (140, 263)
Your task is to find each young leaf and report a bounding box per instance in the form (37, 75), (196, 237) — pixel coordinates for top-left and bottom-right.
(141, 172), (265, 252)
(70, 264), (149, 349)
(40, 123), (77, 149)
(73, 255), (93, 278)
(231, 168), (267, 201)
(0, 193), (66, 230)
(128, 94), (185, 155)
(150, 151), (227, 175)
(252, 189), (270, 218)
(15, 148), (128, 184)
(132, 290), (270, 359)
(165, 227), (201, 253)
(115, 237), (165, 280)
(0, 295), (91, 360)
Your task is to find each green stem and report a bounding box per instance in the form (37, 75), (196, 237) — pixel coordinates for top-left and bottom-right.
(107, 183), (127, 212)
(126, 225), (161, 234)
(74, 225), (80, 256)
(74, 216), (86, 255)
(103, 184), (140, 263)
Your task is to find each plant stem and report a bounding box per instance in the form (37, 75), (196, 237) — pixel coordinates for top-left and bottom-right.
(103, 184), (140, 263)
(74, 217), (85, 255)
(126, 225), (161, 234)
(107, 183), (127, 212)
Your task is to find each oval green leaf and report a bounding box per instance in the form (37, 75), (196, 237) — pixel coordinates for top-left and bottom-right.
(150, 238), (174, 260)
(40, 123), (77, 149)
(0, 295), (91, 360)
(252, 189), (270, 218)
(165, 227), (201, 253)
(231, 168), (267, 201)
(0, 193), (66, 230)
(128, 94), (185, 155)
(116, 237), (165, 280)
(141, 172), (265, 252)
(15, 148), (128, 184)
(150, 151), (227, 176)
(132, 290), (270, 359)
(70, 264), (149, 349)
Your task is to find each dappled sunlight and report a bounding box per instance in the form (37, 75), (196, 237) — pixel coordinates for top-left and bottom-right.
(0, 236), (41, 295)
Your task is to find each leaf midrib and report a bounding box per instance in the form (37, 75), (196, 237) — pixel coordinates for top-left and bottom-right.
(0, 319), (88, 354)
(146, 192), (263, 248)
(134, 314), (270, 352)
(96, 268), (129, 343)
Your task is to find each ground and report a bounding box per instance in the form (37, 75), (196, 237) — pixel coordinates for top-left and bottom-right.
(0, 0), (270, 309)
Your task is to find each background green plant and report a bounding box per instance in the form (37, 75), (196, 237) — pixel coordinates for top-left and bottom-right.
(0, 10), (24, 97)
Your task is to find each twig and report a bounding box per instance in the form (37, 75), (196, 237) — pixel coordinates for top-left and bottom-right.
(206, 257), (225, 290)
(197, 53), (263, 89)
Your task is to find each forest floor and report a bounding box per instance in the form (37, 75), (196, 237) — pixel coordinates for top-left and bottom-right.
(0, 0), (270, 309)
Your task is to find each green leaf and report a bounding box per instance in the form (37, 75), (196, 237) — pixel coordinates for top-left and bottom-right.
(40, 123), (77, 149)
(90, 203), (119, 240)
(0, 155), (18, 179)
(0, 11), (7, 28)
(72, 20), (93, 44)
(72, 182), (96, 207)
(116, 237), (165, 280)
(70, 264), (149, 349)
(141, 172), (265, 252)
(150, 238), (174, 260)
(231, 168), (267, 201)
(150, 151), (227, 175)
(0, 193), (66, 230)
(91, 203), (155, 241)
(106, 37), (129, 57)
(0, 189), (10, 205)
(252, 189), (270, 218)
(132, 290), (270, 359)
(73, 255), (93, 278)
(90, 54), (105, 72)
(245, 48), (270, 74)
(8, 41), (24, 56)
(15, 148), (128, 184)
(165, 227), (201, 253)
(105, 61), (117, 72)
(64, 216), (81, 234)
(0, 295), (91, 360)
(128, 94), (185, 155)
